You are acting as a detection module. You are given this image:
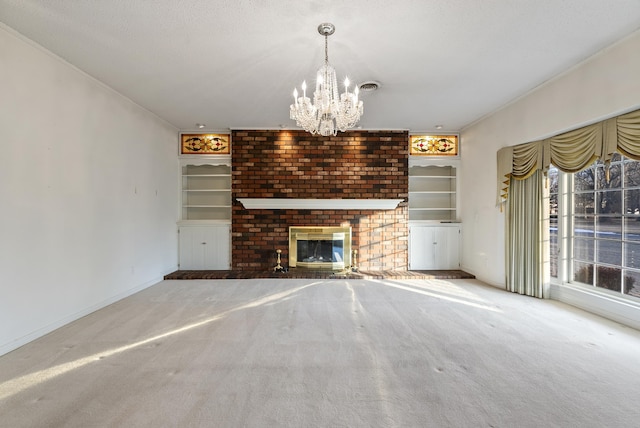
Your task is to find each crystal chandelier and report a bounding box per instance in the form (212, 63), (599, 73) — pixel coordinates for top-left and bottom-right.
(290, 23), (364, 136)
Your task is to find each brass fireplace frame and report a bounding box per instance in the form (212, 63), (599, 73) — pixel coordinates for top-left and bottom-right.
(289, 226), (352, 270)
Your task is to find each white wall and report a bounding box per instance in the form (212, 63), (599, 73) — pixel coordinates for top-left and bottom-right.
(0, 25), (180, 356)
(460, 29), (640, 288)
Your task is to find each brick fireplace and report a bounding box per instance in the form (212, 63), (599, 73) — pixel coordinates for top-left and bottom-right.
(231, 130), (409, 271)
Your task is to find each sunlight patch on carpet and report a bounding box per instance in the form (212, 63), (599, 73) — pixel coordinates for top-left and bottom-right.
(0, 282), (321, 401)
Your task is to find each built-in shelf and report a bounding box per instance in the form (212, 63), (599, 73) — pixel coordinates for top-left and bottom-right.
(410, 208), (456, 210)
(182, 162), (231, 221)
(237, 198), (403, 210)
(409, 164), (457, 221)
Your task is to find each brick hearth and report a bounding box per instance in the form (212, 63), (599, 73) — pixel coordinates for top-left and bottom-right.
(164, 269), (475, 280)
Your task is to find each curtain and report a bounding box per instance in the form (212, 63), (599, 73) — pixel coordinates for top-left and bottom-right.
(497, 146), (513, 206)
(617, 109), (640, 160)
(497, 107), (640, 297)
(498, 108), (640, 186)
(544, 123), (601, 173)
(506, 170), (547, 298)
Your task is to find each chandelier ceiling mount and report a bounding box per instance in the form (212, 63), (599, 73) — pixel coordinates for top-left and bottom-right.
(289, 23), (364, 136)
(317, 22), (335, 37)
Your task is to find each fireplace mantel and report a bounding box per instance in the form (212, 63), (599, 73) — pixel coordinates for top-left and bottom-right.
(237, 198), (403, 210)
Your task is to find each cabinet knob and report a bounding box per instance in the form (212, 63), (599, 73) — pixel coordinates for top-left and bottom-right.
(201, 242), (207, 245)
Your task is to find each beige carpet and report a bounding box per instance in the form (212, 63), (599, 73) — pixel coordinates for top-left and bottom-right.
(1, 278), (640, 427)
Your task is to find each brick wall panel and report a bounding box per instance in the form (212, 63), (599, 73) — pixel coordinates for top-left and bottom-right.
(231, 130), (408, 270)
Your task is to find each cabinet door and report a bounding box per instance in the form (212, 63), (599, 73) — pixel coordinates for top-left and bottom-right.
(409, 226), (436, 270)
(433, 226), (460, 269)
(409, 225), (460, 270)
(179, 225), (230, 270)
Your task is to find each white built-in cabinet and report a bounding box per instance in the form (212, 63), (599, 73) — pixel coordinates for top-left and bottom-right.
(409, 224), (460, 270)
(178, 224), (230, 270)
(408, 158), (461, 269)
(178, 156), (231, 270)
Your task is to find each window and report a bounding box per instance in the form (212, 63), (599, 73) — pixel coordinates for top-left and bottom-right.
(549, 167), (559, 279)
(551, 155), (640, 298)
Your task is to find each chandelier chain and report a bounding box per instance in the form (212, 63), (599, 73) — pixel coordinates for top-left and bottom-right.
(325, 34), (329, 65)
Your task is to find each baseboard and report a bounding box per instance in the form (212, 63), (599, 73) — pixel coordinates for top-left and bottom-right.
(459, 265), (505, 290)
(0, 271), (173, 357)
(550, 283), (640, 331)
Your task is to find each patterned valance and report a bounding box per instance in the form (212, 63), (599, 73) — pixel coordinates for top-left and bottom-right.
(497, 108), (640, 206)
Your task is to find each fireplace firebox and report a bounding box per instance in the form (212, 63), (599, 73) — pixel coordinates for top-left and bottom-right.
(289, 226), (352, 270)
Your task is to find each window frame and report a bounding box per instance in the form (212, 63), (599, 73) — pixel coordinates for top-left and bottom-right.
(550, 156), (640, 300)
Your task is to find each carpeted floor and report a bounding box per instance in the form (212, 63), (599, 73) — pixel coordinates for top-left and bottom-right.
(1, 278), (639, 427)
(164, 269), (476, 280)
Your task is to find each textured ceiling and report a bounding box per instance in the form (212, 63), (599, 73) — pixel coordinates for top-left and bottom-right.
(1, 0), (640, 133)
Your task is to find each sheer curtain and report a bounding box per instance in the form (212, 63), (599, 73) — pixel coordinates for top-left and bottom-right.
(497, 108), (640, 297)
